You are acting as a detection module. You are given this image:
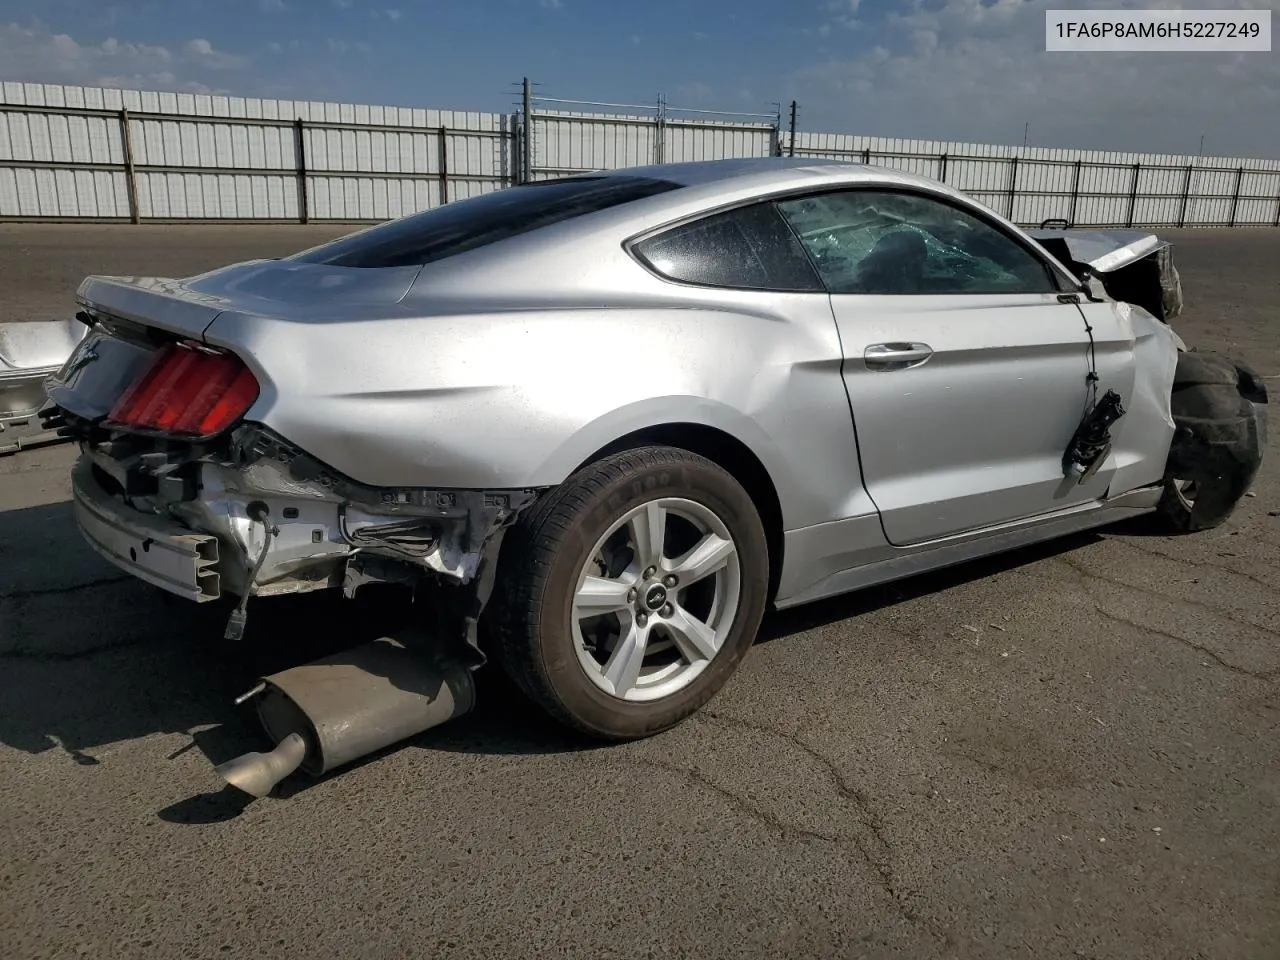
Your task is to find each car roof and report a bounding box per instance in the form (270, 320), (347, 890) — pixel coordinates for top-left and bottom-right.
(596, 156), (938, 192)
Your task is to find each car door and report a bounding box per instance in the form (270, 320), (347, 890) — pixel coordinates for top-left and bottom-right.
(775, 187), (1137, 547)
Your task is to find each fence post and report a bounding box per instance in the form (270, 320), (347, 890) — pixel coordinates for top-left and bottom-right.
(656, 96), (666, 165)
(119, 108), (140, 224)
(788, 100), (797, 158)
(1007, 156), (1019, 220)
(437, 126), (448, 204)
(1125, 162), (1140, 228)
(293, 118), (309, 224)
(1273, 175), (1280, 227)
(937, 153), (948, 184)
(1177, 164), (1194, 227)
(511, 119), (522, 188)
(1068, 159), (1082, 226)
(521, 76), (533, 183)
(1227, 165), (1244, 227)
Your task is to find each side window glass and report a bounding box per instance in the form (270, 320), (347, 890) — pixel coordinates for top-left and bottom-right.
(633, 202), (823, 292)
(775, 191), (1060, 295)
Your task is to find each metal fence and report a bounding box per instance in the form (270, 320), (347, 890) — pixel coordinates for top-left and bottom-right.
(0, 81), (511, 221)
(2, 79), (1279, 228)
(788, 132), (1280, 229)
(518, 79), (782, 182)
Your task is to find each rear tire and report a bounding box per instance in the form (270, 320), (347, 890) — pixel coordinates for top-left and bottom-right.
(487, 446), (769, 741)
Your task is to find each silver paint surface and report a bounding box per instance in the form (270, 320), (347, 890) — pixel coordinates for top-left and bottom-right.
(61, 158), (1185, 608)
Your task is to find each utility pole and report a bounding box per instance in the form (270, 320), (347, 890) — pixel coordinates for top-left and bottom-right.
(788, 100), (798, 157)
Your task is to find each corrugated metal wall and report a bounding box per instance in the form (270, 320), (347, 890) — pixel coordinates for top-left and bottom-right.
(0, 81), (511, 221)
(790, 131), (1280, 228)
(3, 81), (1279, 227)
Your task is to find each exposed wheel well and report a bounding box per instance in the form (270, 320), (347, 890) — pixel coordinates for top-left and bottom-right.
(578, 424), (784, 603)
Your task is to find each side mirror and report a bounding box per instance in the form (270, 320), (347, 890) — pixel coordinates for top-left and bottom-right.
(1080, 271), (1109, 302)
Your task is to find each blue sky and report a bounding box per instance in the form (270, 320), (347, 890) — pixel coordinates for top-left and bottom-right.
(1, 0), (1277, 157)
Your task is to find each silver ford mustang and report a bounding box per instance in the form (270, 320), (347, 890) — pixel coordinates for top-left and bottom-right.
(41, 158), (1267, 788)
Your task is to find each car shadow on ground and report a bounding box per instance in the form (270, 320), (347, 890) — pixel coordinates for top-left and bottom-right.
(0, 499), (1116, 823)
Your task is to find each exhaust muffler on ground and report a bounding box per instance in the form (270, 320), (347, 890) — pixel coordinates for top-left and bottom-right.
(215, 632), (476, 798)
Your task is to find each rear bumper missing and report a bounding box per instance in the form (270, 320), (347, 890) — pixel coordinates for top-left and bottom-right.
(72, 457), (222, 601)
(71, 454), (354, 603)
(69, 433), (541, 608)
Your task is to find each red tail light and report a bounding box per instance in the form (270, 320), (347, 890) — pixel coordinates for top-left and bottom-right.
(107, 342), (260, 438)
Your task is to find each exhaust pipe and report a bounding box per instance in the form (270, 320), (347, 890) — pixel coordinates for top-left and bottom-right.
(215, 732), (308, 799)
(214, 632), (475, 798)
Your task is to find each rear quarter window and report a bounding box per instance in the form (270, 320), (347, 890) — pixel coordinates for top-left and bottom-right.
(632, 202), (824, 292)
(290, 176), (684, 269)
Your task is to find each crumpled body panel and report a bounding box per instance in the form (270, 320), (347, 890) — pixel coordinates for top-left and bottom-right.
(1102, 300), (1181, 498)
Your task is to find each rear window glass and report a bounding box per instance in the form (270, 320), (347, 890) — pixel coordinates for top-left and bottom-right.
(290, 176), (684, 268)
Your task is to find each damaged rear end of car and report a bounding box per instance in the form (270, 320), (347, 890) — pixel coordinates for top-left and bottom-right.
(44, 265), (543, 795)
(51, 267), (535, 620)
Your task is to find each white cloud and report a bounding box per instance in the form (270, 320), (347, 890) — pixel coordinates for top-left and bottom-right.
(259, 0), (287, 11)
(327, 38), (349, 54)
(183, 37), (245, 70)
(797, 0), (1280, 158)
(540, 0), (564, 8)
(824, 0), (863, 30)
(332, 0), (353, 7)
(0, 21), (242, 93)
(386, 8), (401, 20)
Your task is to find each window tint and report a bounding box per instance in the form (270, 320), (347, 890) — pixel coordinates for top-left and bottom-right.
(775, 190), (1061, 295)
(632, 202), (824, 292)
(290, 176), (683, 268)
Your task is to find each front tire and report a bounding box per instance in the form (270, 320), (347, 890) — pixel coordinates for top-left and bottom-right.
(1155, 350), (1268, 533)
(487, 446), (769, 741)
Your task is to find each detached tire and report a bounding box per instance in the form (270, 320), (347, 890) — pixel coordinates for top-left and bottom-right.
(1155, 350), (1268, 533)
(487, 446), (769, 741)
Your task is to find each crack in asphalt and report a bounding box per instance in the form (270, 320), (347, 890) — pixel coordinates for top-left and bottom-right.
(676, 708), (930, 929)
(0, 575), (132, 603)
(1056, 556), (1279, 682)
(637, 756), (843, 844)
(0, 633), (158, 663)
(1108, 536), (1279, 592)
(1059, 554), (1280, 641)
(633, 753), (932, 935)
(0, 575), (158, 661)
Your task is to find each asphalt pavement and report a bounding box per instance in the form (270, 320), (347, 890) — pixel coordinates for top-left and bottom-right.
(2, 224), (1279, 960)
